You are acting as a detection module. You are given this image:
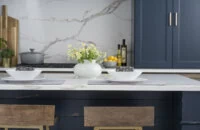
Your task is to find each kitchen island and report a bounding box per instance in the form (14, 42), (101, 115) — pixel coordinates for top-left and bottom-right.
(0, 73), (199, 130)
(0, 73), (199, 91)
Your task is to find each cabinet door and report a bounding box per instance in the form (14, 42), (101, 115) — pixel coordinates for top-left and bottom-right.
(173, 0), (200, 68)
(134, 0), (173, 68)
(182, 92), (200, 121)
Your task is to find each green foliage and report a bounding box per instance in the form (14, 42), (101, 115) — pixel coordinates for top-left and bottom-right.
(0, 38), (14, 58)
(0, 48), (14, 58)
(0, 38), (7, 48)
(67, 43), (106, 63)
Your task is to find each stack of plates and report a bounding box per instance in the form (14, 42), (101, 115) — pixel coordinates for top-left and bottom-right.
(2, 69), (44, 82)
(1, 77), (45, 82)
(107, 70), (146, 83)
(106, 77), (147, 83)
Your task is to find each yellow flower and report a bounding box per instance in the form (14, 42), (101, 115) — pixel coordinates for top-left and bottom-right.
(67, 43), (105, 63)
(68, 44), (72, 48)
(81, 43), (86, 47)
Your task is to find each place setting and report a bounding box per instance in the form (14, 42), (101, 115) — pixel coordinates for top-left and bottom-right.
(2, 66), (44, 82)
(88, 67), (149, 85)
(0, 67), (65, 85)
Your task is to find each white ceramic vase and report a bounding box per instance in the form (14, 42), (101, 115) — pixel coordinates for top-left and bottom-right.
(74, 60), (102, 79)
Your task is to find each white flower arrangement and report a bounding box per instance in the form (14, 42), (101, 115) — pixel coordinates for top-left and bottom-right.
(67, 43), (106, 63)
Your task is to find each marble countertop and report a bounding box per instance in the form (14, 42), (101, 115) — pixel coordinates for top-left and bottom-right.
(1, 68), (200, 73)
(0, 73), (200, 91)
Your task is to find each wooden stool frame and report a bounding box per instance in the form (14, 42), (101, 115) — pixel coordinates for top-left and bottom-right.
(0, 125), (50, 130)
(94, 127), (142, 130)
(0, 104), (55, 130)
(0, 125), (49, 130)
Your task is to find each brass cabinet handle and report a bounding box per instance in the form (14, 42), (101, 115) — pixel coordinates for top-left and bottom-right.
(169, 12), (172, 26)
(175, 12), (178, 26)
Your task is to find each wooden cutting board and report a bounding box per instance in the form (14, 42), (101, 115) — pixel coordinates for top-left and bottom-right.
(0, 5), (19, 66)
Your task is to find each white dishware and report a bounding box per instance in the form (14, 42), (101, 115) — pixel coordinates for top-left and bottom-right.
(103, 61), (117, 68)
(108, 70), (142, 81)
(74, 60), (102, 79)
(107, 77), (147, 83)
(6, 69), (42, 80)
(1, 77), (45, 82)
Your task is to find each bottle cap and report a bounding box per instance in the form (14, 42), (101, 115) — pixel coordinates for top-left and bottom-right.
(118, 44), (121, 49)
(122, 39), (126, 45)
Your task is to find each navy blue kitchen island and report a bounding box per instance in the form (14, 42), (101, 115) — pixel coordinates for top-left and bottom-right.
(0, 90), (181, 130)
(0, 73), (198, 130)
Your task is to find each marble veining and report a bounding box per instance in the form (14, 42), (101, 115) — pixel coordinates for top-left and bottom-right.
(0, 74), (199, 91)
(0, 0), (132, 63)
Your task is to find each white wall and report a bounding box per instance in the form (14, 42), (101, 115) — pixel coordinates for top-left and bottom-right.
(0, 0), (132, 64)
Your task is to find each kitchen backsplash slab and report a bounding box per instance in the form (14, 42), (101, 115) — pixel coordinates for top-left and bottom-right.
(0, 0), (132, 64)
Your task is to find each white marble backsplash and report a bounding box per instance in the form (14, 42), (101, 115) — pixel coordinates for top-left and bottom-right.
(0, 0), (132, 64)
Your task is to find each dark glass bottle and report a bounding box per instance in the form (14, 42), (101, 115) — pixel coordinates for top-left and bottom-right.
(117, 44), (122, 67)
(121, 39), (127, 66)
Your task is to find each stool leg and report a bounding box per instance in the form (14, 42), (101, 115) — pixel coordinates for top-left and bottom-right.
(39, 126), (43, 130)
(45, 126), (50, 130)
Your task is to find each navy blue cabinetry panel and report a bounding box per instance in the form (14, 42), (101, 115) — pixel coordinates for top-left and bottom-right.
(0, 91), (177, 130)
(134, 0), (173, 68)
(181, 92), (200, 121)
(177, 92), (200, 130)
(173, 0), (200, 68)
(182, 126), (200, 130)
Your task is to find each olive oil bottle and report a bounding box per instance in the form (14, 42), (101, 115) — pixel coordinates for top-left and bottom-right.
(121, 39), (127, 66)
(117, 44), (122, 67)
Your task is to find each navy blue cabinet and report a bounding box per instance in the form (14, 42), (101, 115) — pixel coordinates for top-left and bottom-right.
(134, 0), (173, 68)
(173, 0), (200, 68)
(134, 0), (200, 68)
(0, 91), (175, 130)
(181, 92), (200, 122)
(181, 92), (200, 130)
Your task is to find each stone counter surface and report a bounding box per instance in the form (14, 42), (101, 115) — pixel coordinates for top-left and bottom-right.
(2, 68), (200, 73)
(0, 73), (199, 91)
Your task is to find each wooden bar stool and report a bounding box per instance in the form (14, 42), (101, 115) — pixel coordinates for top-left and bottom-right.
(0, 104), (55, 130)
(84, 107), (154, 130)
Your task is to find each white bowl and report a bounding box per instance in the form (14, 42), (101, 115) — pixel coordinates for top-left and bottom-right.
(6, 69), (42, 80)
(108, 70), (142, 80)
(103, 61), (117, 68)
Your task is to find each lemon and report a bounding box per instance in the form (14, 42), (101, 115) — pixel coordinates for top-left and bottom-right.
(108, 56), (114, 61)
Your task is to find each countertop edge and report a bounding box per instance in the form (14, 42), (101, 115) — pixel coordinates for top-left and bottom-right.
(0, 84), (200, 91)
(1, 68), (200, 73)
(0, 74), (199, 91)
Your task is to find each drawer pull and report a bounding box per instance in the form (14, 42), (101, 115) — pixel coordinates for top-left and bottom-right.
(169, 12), (172, 26)
(175, 12), (178, 26)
